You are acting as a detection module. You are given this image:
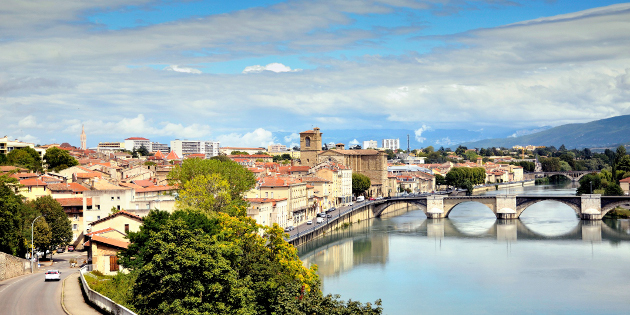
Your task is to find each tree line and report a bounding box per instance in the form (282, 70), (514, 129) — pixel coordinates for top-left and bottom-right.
(0, 146), (78, 173)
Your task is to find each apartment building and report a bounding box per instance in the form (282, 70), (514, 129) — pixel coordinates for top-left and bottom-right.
(171, 140), (220, 158)
(268, 144), (287, 152)
(124, 137), (151, 151)
(363, 140), (378, 149)
(0, 136), (35, 155)
(246, 198), (289, 228)
(382, 138), (400, 151)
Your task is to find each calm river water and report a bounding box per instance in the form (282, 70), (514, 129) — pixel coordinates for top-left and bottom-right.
(299, 184), (630, 314)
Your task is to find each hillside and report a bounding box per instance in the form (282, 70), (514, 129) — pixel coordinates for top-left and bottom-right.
(461, 115), (630, 149)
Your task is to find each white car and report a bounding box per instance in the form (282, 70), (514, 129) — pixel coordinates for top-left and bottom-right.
(306, 220), (313, 225)
(45, 270), (61, 281)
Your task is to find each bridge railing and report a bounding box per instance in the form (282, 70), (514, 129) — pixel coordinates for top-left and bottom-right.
(79, 265), (137, 315)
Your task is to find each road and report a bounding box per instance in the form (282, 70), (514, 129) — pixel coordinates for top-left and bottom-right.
(0, 251), (86, 315)
(286, 200), (377, 239)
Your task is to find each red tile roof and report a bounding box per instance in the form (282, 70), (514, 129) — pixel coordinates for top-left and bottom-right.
(56, 197), (92, 207)
(166, 150), (180, 160)
(68, 182), (89, 192)
(90, 235), (129, 249)
(154, 150), (165, 159)
(136, 185), (176, 193)
(132, 180), (155, 187)
(20, 178), (48, 186)
(76, 172), (102, 179)
(125, 137), (149, 140)
(86, 227), (116, 236)
(48, 183), (73, 191)
(620, 177), (630, 183)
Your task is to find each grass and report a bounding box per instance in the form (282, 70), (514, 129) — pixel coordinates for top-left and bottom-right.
(605, 207), (630, 219)
(84, 271), (137, 312)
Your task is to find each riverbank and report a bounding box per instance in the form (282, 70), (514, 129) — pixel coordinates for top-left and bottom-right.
(473, 179), (535, 193)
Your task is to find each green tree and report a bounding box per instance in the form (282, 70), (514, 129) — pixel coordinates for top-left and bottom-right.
(604, 183), (624, 196)
(462, 179), (474, 196)
(352, 173), (371, 197)
(0, 175), (28, 256)
(281, 153), (292, 160)
(230, 150), (249, 155)
(423, 146), (434, 154)
(32, 218), (52, 252)
(26, 196), (72, 256)
(434, 174), (447, 186)
(169, 158), (256, 202)
(455, 146), (467, 156)
(576, 174), (601, 195)
(0, 153), (7, 165)
(559, 161), (572, 171)
(176, 174), (234, 215)
(7, 147), (43, 172)
(44, 147), (79, 172)
(384, 149), (396, 160)
(539, 157), (561, 172)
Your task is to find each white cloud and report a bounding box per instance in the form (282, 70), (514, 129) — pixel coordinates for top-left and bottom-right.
(7, 134), (41, 144)
(18, 115), (38, 128)
(435, 137), (454, 146)
(164, 65), (202, 74)
(243, 63), (302, 73)
(349, 139), (359, 145)
(284, 133), (299, 143)
(414, 124), (431, 143)
(217, 128), (276, 147)
(63, 114), (212, 139)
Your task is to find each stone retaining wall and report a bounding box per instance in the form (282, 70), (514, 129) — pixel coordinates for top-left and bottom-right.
(0, 252), (32, 281)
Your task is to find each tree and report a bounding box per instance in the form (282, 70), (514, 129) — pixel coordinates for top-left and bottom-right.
(352, 173), (371, 196)
(176, 174), (234, 215)
(0, 175), (28, 256)
(539, 157), (561, 172)
(0, 153), (7, 165)
(7, 147), (43, 172)
(455, 146), (467, 156)
(26, 196), (72, 256)
(435, 174), (447, 186)
(604, 183), (624, 196)
(576, 174), (601, 195)
(445, 167), (485, 188)
(281, 153), (292, 160)
(384, 149), (396, 160)
(613, 145), (627, 184)
(423, 146), (434, 154)
(559, 161), (572, 171)
(32, 219), (52, 252)
(44, 147), (79, 172)
(230, 150), (249, 155)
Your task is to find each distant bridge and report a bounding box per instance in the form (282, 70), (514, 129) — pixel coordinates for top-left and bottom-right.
(369, 194), (630, 220)
(531, 171), (594, 182)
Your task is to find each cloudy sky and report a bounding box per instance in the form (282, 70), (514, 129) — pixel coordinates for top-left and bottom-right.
(1, 0), (629, 148)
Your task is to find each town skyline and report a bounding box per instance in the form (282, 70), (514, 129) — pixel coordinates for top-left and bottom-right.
(3, 1), (630, 147)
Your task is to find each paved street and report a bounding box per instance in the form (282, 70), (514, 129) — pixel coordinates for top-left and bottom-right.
(0, 251), (86, 315)
(286, 200), (376, 239)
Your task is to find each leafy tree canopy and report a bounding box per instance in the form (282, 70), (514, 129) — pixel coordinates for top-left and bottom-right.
(352, 173), (371, 196)
(44, 147), (79, 172)
(576, 174), (601, 195)
(7, 147), (42, 172)
(26, 196), (72, 255)
(604, 183), (624, 196)
(0, 177), (28, 256)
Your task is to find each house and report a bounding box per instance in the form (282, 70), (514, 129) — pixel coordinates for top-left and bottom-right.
(18, 178), (49, 200)
(246, 198), (289, 228)
(620, 177), (630, 195)
(56, 197), (92, 245)
(85, 211), (143, 275)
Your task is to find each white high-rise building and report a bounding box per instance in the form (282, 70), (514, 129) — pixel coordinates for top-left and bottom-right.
(363, 140), (377, 149)
(382, 139), (400, 151)
(170, 140), (220, 158)
(124, 137), (151, 151)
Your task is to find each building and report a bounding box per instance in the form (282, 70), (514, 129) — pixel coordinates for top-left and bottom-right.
(363, 140), (378, 150)
(97, 142), (125, 152)
(382, 139), (400, 151)
(124, 137), (151, 151)
(620, 177), (630, 195)
(268, 144), (287, 152)
(248, 177), (310, 225)
(80, 125), (86, 150)
(171, 140), (220, 158)
(246, 198), (289, 228)
(0, 136), (35, 155)
(299, 128), (323, 167)
(149, 142), (170, 153)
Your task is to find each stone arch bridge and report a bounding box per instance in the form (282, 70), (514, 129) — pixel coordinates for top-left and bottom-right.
(370, 194), (630, 220)
(532, 171), (593, 182)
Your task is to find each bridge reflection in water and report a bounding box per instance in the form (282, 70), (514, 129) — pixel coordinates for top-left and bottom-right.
(299, 208), (630, 276)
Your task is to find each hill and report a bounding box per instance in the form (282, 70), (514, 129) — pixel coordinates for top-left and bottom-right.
(461, 115), (630, 149)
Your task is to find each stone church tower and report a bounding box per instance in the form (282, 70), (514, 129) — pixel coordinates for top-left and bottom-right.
(299, 127), (322, 166)
(80, 125), (86, 150)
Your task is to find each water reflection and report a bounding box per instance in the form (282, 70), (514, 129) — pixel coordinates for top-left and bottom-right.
(299, 184), (630, 314)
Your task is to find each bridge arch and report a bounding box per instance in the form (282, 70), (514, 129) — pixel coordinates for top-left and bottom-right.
(601, 200), (630, 217)
(443, 199), (496, 218)
(373, 200), (427, 217)
(516, 198), (581, 217)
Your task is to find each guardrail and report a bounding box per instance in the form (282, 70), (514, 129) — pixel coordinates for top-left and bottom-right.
(79, 265), (137, 315)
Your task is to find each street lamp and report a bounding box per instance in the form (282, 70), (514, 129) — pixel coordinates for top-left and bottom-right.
(31, 215), (42, 273)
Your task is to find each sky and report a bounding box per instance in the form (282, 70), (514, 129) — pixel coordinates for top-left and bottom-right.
(1, 0), (630, 149)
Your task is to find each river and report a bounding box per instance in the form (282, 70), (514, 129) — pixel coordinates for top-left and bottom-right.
(299, 183), (630, 314)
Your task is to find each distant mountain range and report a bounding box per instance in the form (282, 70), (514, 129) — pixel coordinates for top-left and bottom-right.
(460, 115), (630, 149)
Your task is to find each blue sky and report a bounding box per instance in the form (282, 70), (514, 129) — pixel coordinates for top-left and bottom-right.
(1, 0), (630, 148)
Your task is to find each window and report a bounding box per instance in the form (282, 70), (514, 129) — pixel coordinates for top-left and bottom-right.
(97, 216), (100, 220)
(73, 214), (78, 221)
(305, 137), (310, 147)
(271, 192), (273, 198)
(111, 197), (114, 201)
(146, 204), (150, 209)
(125, 224), (129, 233)
(97, 205), (100, 210)
(265, 192), (268, 198)
(117, 196), (120, 200)
(117, 205), (120, 210)
(109, 256), (119, 272)
(72, 224), (78, 230)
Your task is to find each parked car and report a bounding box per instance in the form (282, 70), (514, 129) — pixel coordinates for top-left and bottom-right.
(284, 226), (292, 232)
(327, 207), (336, 213)
(376, 196), (383, 200)
(348, 202), (353, 206)
(67, 246), (74, 252)
(327, 214), (333, 218)
(317, 212), (326, 218)
(316, 217), (324, 224)
(369, 197), (376, 201)
(356, 196), (365, 202)
(307, 220), (313, 225)
(56, 247), (64, 253)
(45, 270), (61, 281)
